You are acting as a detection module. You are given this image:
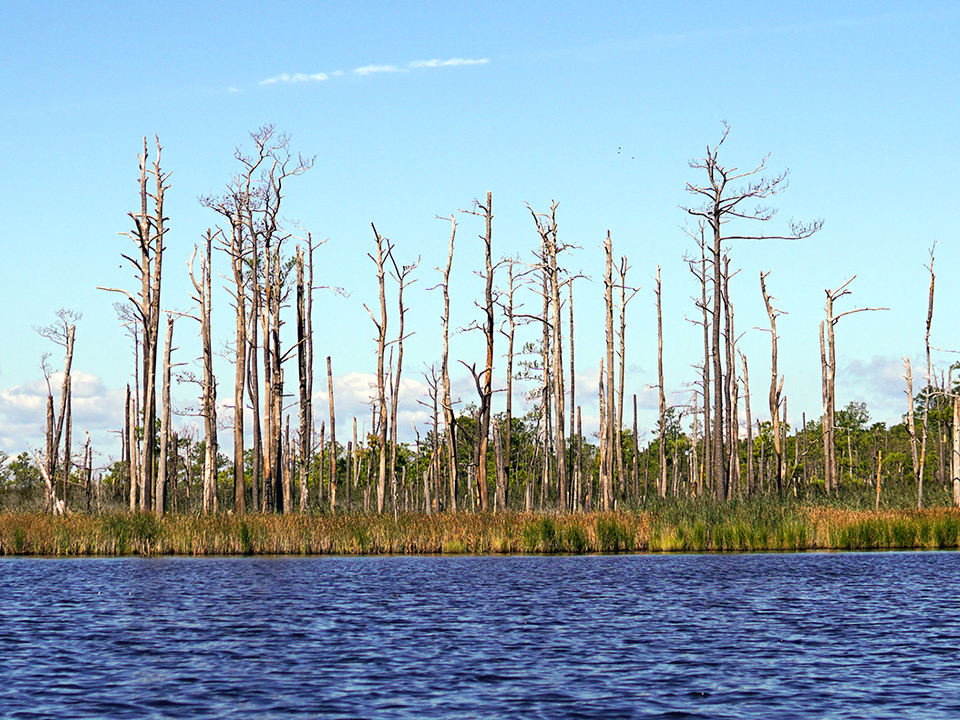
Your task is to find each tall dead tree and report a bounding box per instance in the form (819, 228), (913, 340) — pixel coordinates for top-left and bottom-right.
(820, 276), (887, 493)
(655, 267), (667, 498)
(365, 224), (393, 513)
(615, 257), (639, 502)
(528, 201), (572, 510)
(495, 256), (528, 509)
(99, 136), (169, 511)
(760, 271), (785, 494)
(602, 232), (615, 510)
(918, 245), (936, 508)
(684, 123), (822, 500)
(188, 231), (219, 513)
(388, 254), (419, 514)
(437, 215), (458, 512)
(466, 193), (495, 512)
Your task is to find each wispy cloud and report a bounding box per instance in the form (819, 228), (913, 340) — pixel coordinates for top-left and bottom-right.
(354, 64), (401, 76)
(408, 57), (489, 69)
(259, 57), (489, 88)
(260, 72), (329, 85)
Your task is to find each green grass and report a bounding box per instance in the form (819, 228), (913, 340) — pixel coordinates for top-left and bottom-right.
(2, 504), (960, 556)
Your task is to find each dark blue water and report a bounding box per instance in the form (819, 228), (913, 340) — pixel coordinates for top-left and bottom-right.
(1, 552), (959, 718)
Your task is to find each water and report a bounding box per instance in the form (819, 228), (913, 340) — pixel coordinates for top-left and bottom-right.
(2, 552), (959, 718)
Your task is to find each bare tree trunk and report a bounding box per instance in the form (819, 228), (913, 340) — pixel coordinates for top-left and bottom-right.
(820, 320), (835, 493)
(603, 232), (615, 510)
(327, 356), (337, 511)
(918, 246), (936, 509)
(760, 271), (784, 494)
(296, 247), (311, 512)
(388, 255), (418, 515)
(656, 266), (667, 498)
(190, 231), (219, 513)
(125, 385), (135, 511)
(493, 420), (507, 511)
(598, 357), (607, 510)
(615, 257), (638, 504)
(952, 396), (960, 506)
(474, 192), (495, 513)
(367, 224), (391, 514)
(741, 351), (755, 495)
(905, 357), (919, 489)
(439, 216), (458, 513)
(156, 313), (175, 514)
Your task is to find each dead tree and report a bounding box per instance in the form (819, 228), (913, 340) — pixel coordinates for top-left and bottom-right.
(740, 350), (755, 495)
(326, 356), (337, 511)
(35, 309), (80, 514)
(388, 254), (419, 515)
(495, 256), (529, 510)
(99, 136), (169, 511)
(918, 245), (936, 508)
(760, 271), (786, 494)
(436, 215), (458, 512)
(615, 257), (640, 502)
(655, 266), (667, 498)
(528, 201), (573, 510)
(188, 231), (219, 512)
(820, 276), (887, 492)
(602, 232), (615, 510)
(295, 247), (312, 511)
(202, 125), (314, 514)
(684, 123), (822, 500)
(365, 224), (393, 513)
(465, 193), (495, 512)
(155, 313), (179, 514)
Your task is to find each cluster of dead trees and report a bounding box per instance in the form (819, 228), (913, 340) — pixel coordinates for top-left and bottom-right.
(29, 124), (960, 515)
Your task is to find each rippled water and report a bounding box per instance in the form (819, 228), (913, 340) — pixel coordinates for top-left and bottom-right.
(2, 552), (960, 718)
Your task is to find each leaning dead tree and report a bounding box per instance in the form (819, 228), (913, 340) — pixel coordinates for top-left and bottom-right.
(684, 123), (822, 500)
(99, 136), (170, 511)
(34, 309), (81, 514)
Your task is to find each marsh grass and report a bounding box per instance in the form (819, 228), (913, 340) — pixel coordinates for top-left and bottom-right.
(2, 504), (960, 556)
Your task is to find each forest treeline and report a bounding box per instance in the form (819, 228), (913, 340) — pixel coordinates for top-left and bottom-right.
(7, 124), (959, 516)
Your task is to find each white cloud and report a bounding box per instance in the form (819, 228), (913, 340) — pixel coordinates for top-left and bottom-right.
(260, 72), (329, 85)
(354, 64), (401, 76)
(841, 354), (912, 424)
(0, 372), (125, 455)
(259, 58), (488, 87)
(408, 57), (489, 69)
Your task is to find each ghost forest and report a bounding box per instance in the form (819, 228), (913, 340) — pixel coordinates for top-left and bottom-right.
(5, 123), (959, 521)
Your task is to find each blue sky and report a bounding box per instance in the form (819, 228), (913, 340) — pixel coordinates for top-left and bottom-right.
(1, 1), (957, 464)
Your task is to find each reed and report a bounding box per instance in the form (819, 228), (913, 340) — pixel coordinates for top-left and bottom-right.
(2, 505), (960, 556)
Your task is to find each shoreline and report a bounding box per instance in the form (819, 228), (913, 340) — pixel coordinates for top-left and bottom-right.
(3, 507), (960, 557)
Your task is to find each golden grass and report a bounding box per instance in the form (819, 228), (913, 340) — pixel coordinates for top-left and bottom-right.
(1, 507), (959, 556)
